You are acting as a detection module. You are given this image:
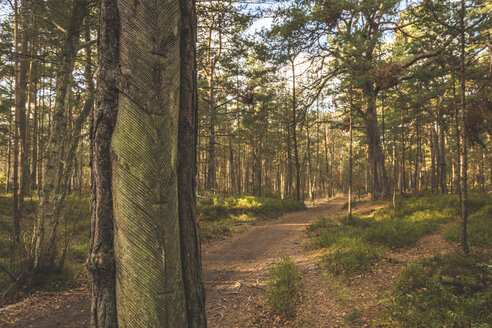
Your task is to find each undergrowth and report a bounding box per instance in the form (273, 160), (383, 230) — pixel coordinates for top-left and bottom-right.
(266, 256), (301, 317)
(0, 194), (90, 304)
(382, 251), (492, 327)
(197, 195), (305, 240)
(309, 194), (463, 277)
(444, 204), (492, 247)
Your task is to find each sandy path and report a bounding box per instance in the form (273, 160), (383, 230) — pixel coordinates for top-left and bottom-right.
(0, 197), (346, 328)
(203, 196), (346, 327)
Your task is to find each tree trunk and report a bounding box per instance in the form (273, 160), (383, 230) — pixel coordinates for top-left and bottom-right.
(32, 0), (88, 274)
(178, 0), (207, 324)
(12, 0), (21, 249)
(291, 59), (301, 201)
(459, 0), (469, 254)
(206, 73), (216, 191)
(18, 0), (30, 209)
(363, 89), (389, 200)
(110, 0), (195, 324)
(439, 118), (448, 194)
(88, 1), (118, 326)
(348, 87), (353, 220)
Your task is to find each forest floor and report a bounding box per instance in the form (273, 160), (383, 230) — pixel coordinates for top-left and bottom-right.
(0, 196), (457, 328)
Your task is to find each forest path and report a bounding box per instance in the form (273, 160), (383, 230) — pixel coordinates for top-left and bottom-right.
(203, 196), (347, 327)
(0, 196), (346, 328)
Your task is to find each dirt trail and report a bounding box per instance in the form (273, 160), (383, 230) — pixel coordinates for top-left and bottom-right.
(0, 196), (346, 328)
(203, 196), (346, 327)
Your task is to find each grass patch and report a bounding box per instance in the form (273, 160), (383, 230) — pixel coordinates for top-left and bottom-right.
(444, 204), (492, 247)
(309, 194), (461, 277)
(323, 236), (384, 277)
(266, 256), (301, 317)
(383, 251), (492, 328)
(198, 195), (305, 240)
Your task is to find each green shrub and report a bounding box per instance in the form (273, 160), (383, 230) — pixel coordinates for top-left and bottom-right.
(266, 256), (301, 316)
(384, 252), (492, 328)
(323, 237), (384, 276)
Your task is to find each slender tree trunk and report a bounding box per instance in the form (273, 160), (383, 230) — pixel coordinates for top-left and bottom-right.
(178, 0), (207, 324)
(12, 0), (22, 248)
(439, 117), (448, 194)
(88, 1), (118, 326)
(286, 124), (293, 197)
(400, 107), (405, 194)
(31, 81), (38, 190)
(6, 88), (13, 193)
(206, 73), (216, 191)
(348, 87), (353, 220)
(291, 57), (301, 201)
(459, 0), (469, 254)
(18, 0), (30, 209)
(306, 125), (313, 201)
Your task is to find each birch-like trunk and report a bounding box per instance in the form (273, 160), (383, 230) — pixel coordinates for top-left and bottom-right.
(32, 0), (88, 273)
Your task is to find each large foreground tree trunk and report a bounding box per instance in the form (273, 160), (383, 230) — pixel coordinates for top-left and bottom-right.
(110, 0), (203, 325)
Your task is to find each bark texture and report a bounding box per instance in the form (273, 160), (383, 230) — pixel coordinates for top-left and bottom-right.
(88, 0), (119, 326)
(111, 0), (187, 325)
(178, 0), (207, 325)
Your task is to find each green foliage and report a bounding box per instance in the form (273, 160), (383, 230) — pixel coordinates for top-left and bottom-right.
(384, 252), (492, 328)
(198, 195), (305, 240)
(266, 256), (301, 317)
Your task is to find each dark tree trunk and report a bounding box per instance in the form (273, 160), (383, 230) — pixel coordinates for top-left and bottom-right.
(88, 0), (119, 326)
(291, 58), (300, 201)
(439, 118), (448, 194)
(363, 91), (389, 200)
(178, 0), (207, 325)
(18, 0), (30, 208)
(459, 0), (469, 254)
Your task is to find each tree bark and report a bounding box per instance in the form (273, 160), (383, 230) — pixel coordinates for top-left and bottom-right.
(291, 57), (301, 201)
(363, 89), (389, 200)
(178, 0), (207, 325)
(88, 1), (119, 326)
(110, 0), (195, 325)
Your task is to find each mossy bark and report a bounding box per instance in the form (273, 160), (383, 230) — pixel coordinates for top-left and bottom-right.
(111, 0), (187, 326)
